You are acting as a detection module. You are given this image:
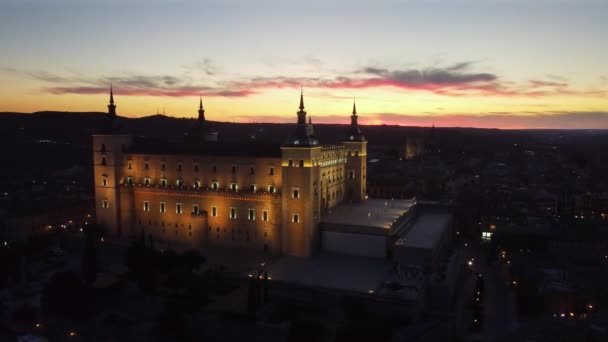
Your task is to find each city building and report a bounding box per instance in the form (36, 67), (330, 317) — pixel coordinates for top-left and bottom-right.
(93, 89), (368, 257)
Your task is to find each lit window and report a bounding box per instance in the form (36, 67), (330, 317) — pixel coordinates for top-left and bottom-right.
(160, 202), (166, 213)
(348, 170), (355, 179)
(102, 176), (108, 186)
(193, 180), (200, 189)
(144, 162), (149, 170)
(143, 201), (150, 212)
(268, 185), (276, 193)
(292, 213), (300, 223)
(248, 209), (255, 221)
(128, 161), (132, 169)
(160, 178), (167, 186)
(482, 231), (493, 241)
(250, 184), (256, 193)
(262, 210), (269, 222)
(144, 178), (151, 186)
(211, 181), (219, 190)
(176, 203), (182, 214)
(193, 204), (199, 215)
(161, 162), (166, 171)
(230, 183), (238, 191)
(126, 176), (133, 185)
(176, 179), (183, 187)
(102, 200), (108, 208)
(269, 167), (274, 175)
(288, 159), (293, 167)
(211, 206), (217, 217)
(292, 187), (300, 198)
(230, 207), (237, 219)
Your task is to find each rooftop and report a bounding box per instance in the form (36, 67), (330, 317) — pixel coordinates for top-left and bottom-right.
(321, 198), (416, 229)
(395, 213), (451, 250)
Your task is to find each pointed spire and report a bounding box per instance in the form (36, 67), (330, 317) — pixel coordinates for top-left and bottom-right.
(199, 96), (203, 110)
(197, 96), (205, 122)
(308, 116), (312, 124)
(109, 84), (114, 104)
(107, 85), (116, 118)
(299, 87), (305, 111)
(352, 98), (357, 116)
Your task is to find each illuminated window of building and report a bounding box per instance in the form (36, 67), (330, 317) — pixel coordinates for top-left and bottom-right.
(250, 167), (255, 175)
(102, 176), (108, 186)
(288, 159), (293, 167)
(292, 213), (300, 223)
(230, 207), (237, 219)
(161, 162), (166, 171)
(230, 183), (238, 191)
(268, 185), (275, 193)
(160, 202), (166, 213)
(102, 200), (108, 208)
(160, 178), (167, 186)
(348, 170), (355, 179)
(193, 180), (200, 189)
(177, 163), (182, 172)
(144, 177), (150, 186)
(248, 209), (255, 221)
(193, 204), (199, 215)
(211, 181), (219, 190)
(144, 161), (149, 170)
(355, 151), (359, 157)
(194, 164), (199, 172)
(101, 156), (107, 165)
(176, 179), (183, 187)
(176, 203), (182, 214)
(128, 161), (132, 169)
(292, 187), (300, 198)
(250, 184), (256, 193)
(299, 160), (304, 167)
(269, 167), (274, 175)
(126, 176), (133, 185)
(143, 201), (150, 212)
(482, 231), (493, 241)
(211, 206), (217, 217)
(262, 210), (269, 222)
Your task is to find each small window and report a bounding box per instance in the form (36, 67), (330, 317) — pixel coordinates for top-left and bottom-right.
(161, 162), (166, 171)
(269, 167), (274, 175)
(230, 183), (238, 191)
(299, 160), (304, 167)
(160, 178), (167, 186)
(211, 181), (219, 190)
(230, 207), (237, 220)
(250, 167), (255, 175)
(288, 159), (293, 167)
(292, 187), (300, 198)
(250, 184), (256, 193)
(128, 161), (132, 169)
(292, 213), (300, 223)
(193, 180), (200, 189)
(102, 176), (108, 186)
(193, 204), (199, 215)
(102, 200), (109, 208)
(143, 201), (150, 212)
(144, 162), (149, 170)
(144, 178), (151, 186)
(160, 202), (166, 213)
(176, 203), (182, 214)
(212, 165), (217, 173)
(126, 176), (133, 185)
(231, 165), (236, 174)
(194, 164), (199, 172)
(262, 210), (269, 222)
(177, 163), (182, 172)
(211, 206), (217, 217)
(101, 156), (107, 166)
(348, 170), (355, 179)
(176, 179), (183, 187)
(248, 209), (255, 221)
(101, 144), (106, 152)
(268, 185), (275, 193)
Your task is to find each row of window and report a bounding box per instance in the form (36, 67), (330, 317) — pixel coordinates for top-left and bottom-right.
(127, 177), (279, 193)
(129, 161), (276, 176)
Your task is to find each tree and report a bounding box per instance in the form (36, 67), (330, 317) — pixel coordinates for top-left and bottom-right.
(81, 229), (98, 286)
(41, 271), (87, 318)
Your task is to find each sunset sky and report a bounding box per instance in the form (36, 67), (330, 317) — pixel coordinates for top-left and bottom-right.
(1, 0), (607, 128)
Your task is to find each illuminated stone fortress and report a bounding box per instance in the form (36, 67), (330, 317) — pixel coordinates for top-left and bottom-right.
(93, 89), (367, 257)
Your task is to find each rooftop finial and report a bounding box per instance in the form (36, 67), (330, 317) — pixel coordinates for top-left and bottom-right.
(199, 96), (203, 110)
(107, 84), (116, 118)
(352, 97), (357, 116)
(299, 86), (305, 111)
(109, 83), (114, 104)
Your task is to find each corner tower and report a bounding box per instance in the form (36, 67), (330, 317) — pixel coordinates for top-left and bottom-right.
(343, 99), (367, 202)
(280, 90), (322, 257)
